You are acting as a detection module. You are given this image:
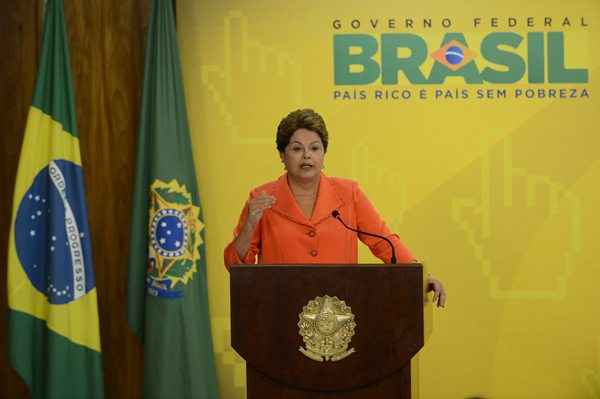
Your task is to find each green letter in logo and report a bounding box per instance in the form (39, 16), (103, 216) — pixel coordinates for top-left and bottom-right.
(548, 32), (588, 83)
(381, 34), (428, 84)
(334, 34), (380, 85)
(480, 33), (526, 84)
(527, 32), (545, 83)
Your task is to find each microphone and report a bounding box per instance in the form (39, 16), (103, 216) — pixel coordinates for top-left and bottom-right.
(331, 210), (397, 264)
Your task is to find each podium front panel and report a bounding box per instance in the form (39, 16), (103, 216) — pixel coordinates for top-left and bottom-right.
(230, 264), (424, 392)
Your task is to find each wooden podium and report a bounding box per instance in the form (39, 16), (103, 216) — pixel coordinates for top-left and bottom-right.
(230, 264), (428, 399)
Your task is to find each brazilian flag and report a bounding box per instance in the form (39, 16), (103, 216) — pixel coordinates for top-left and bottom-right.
(127, 0), (219, 398)
(6, 1), (104, 398)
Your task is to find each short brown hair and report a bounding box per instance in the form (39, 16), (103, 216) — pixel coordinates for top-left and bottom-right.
(276, 109), (329, 153)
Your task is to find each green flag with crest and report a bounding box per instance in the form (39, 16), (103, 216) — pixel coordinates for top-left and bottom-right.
(126, 0), (219, 397)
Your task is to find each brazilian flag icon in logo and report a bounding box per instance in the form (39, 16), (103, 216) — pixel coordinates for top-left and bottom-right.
(431, 39), (477, 71)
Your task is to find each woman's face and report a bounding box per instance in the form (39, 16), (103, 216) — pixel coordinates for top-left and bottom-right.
(280, 128), (325, 182)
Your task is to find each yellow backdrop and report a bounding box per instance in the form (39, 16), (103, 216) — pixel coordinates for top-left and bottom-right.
(179, 0), (600, 397)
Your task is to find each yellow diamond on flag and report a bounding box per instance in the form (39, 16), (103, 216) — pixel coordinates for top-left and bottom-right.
(431, 40), (477, 71)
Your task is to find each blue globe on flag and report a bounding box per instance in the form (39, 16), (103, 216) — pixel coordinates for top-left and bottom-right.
(445, 46), (464, 65)
(14, 159), (95, 305)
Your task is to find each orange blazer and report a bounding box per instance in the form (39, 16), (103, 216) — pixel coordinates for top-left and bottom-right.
(223, 173), (414, 268)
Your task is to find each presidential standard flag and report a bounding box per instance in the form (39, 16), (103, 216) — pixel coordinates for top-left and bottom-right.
(6, 0), (104, 398)
(126, 0), (219, 398)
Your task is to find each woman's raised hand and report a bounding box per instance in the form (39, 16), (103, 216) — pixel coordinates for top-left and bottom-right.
(245, 191), (276, 232)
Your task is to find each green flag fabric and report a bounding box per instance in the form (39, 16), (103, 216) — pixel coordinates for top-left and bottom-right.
(6, 0), (104, 398)
(126, 1), (219, 398)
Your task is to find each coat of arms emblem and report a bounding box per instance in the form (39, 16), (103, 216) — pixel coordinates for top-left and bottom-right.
(146, 179), (203, 298)
(298, 295), (356, 362)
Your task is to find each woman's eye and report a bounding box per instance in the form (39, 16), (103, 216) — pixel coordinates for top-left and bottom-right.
(291, 146), (302, 152)
(311, 146), (321, 151)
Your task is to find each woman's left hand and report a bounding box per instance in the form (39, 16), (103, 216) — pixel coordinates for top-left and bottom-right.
(427, 277), (446, 308)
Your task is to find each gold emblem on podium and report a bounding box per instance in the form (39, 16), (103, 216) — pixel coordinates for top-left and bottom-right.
(298, 295), (356, 362)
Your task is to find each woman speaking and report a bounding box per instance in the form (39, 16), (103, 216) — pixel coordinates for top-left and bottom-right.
(224, 109), (446, 307)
